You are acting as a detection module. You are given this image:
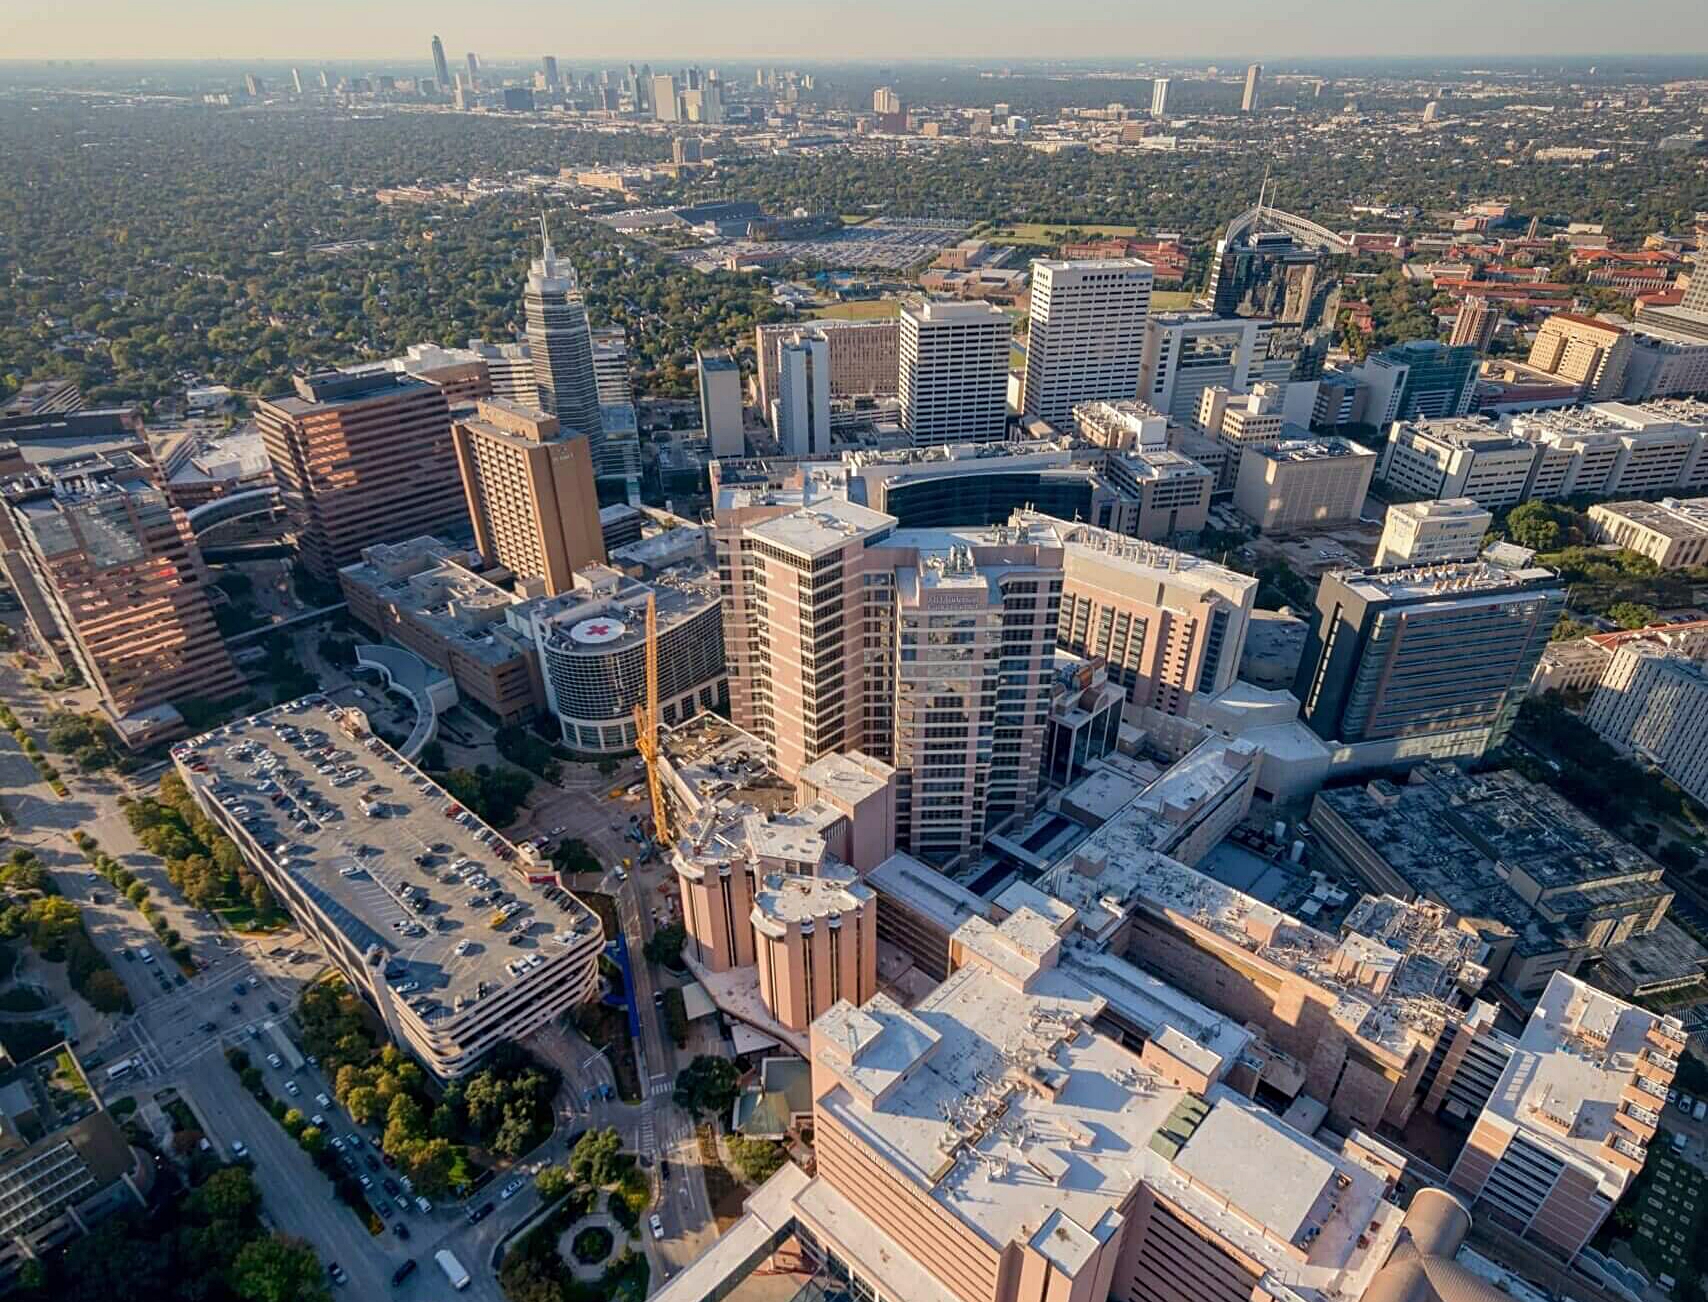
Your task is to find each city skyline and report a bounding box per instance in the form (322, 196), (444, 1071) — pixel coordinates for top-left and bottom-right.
(7, 0), (1708, 61)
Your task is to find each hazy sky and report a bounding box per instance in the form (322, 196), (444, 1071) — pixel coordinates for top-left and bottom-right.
(6, 0), (1708, 62)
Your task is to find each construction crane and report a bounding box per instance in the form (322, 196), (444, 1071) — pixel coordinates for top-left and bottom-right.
(633, 591), (672, 847)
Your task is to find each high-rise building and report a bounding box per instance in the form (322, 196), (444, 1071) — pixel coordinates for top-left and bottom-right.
(463, 339), (537, 405)
(1374, 498), (1493, 566)
(1, 455), (242, 743)
(1138, 312), (1269, 422)
(899, 299), (1011, 446)
(717, 497), (1062, 861)
(541, 55), (559, 89)
(1044, 513), (1256, 712)
(450, 398), (606, 596)
(650, 73), (679, 121)
(773, 333), (832, 457)
(672, 136), (704, 165)
(1354, 340), (1479, 423)
(256, 368), (469, 579)
(464, 51), (480, 89)
(1295, 557), (1564, 765)
(1585, 641), (1708, 807)
(1207, 201), (1350, 331)
(1526, 312), (1633, 400)
(290, 67), (303, 95)
(430, 36), (450, 90)
(1242, 61), (1262, 111)
(755, 318), (899, 417)
(1449, 294), (1500, 352)
(695, 348), (745, 459)
(872, 86), (901, 115)
(243, 73), (264, 98)
(1149, 76), (1170, 117)
(524, 220), (603, 467)
(1020, 258), (1153, 427)
(1449, 973), (1682, 1261)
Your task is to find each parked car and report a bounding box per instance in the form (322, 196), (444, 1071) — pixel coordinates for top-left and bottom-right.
(650, 1213), (664, 1240)
(500, 1177), (525, 1201)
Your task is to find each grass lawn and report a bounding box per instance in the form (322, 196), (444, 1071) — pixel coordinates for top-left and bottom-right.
(838, 214), (874, 226)
(1151, 289), (1199, 310)
(1628, 1146), (1703, 1282)
(216, 901), (289, 934)
(808, 299), (900, 321)
(989, 222), (1139, 243)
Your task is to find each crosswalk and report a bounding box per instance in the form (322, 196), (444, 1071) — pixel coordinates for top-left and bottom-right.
(637, 1110), (656, 1156)
(650, 1074), (672, 1098)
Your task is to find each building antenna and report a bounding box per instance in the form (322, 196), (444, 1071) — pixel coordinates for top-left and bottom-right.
(539, 210), (553, 263)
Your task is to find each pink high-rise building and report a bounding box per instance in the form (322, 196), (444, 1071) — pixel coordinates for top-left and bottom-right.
(715, 493), (1063, 864)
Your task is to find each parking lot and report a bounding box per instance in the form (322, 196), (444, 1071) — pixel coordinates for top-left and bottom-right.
(714, 216), (968, 270)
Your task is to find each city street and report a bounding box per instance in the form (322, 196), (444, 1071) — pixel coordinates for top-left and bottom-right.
(0, 652), (723, 1296)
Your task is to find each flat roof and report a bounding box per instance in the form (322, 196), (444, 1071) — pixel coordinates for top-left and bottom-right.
(745, 498), (895, 557)
(812, 957), (1399, 1288)
(175, 699), (599, 1013)
(1331, 558), (1557, 603)
(867, 852), (991, 934)
(1480, 972), (1667, 1199)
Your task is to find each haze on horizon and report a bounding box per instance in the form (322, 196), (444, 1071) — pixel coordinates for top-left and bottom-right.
(6, 0), (1708, 63)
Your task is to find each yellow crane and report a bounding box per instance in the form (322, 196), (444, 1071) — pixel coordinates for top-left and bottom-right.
(633, 591), (672, 847)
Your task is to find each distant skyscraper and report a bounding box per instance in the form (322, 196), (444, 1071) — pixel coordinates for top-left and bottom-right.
(1449, 295), (1500, 352)
(1150, 77), (1170, 118)
(650, 73), (679, 121)
(431, 35), (450, 90)
(541, 55), (560, 89)
(524, 218), (604, 465)
(465, 51), (481, 89)
(290, 67), (303, 95)
(695, 348), (745, 459)
(1021, 258), (1153, 428)
(1242, 62), (1262, 111)
(318, 69), (330, 90)
(243, 73), (264, 97)
(873, 86), (902, 115)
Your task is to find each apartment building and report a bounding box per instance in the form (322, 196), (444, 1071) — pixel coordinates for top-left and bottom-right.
(1587, 496), (1708, 568)
(695, 347), (745, 458)
(717, 494), (1060, 862)
(1295, 558), (1564, 767)
(337, 537), (544, 725)
(1449, 295), (1500, 352)
(899, 299), (1011, 446)
(755, 318), (900, 418)
(1449, 974), (1681, 1262)
(256, 368), (469, 579)
(1232, 436), (1377, 533)
(1374, 498), (1492, 566)
(1138, 312), (1268, 424)
(451, 398), (605, 597)
(1041, 513), (1257, 714)
(1195, 383), (1286, 491)
(173, 699), (605, 1079)
(0, 455), (242, 744)
(1526, 313), (1633, 399)
(1310, 764), (1682, 997)
(1586, 641), (1708, 808)
(1019, 258), (1153, 427)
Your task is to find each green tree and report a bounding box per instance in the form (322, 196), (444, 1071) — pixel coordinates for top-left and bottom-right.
(191, 1166), (261, 1221)
(298, 1126), (327, 1155)
(727, 1136), (787, 1184)
(1608, 602), (1657, 630)
(535, 1165), (572, 1200)
(80, 968), (130, 1014)
(406, 1136), (457, 1195)
(1504, 501), (1566, 552)
(644, 923), (687, 969)
(674, 1055), (741, 1119)
(569, 1127), (624, 1187)
(229, 1235), (329, 1302)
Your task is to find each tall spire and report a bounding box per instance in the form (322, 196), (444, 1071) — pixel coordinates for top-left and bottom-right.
(539, 211), (554, 265)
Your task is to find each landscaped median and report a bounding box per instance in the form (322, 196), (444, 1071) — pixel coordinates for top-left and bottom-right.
(70, 828), (197, 975)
